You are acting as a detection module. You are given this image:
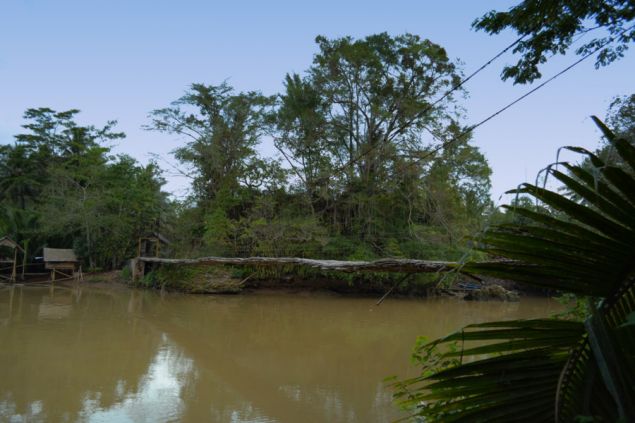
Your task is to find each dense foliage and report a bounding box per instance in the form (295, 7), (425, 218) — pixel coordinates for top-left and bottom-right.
(392, 117), (635, 421)
(0, 34), (492, 275)
(474, 0), (635, 84)
(0, 108), (169, 269)
(147, 33), (492, 265)
(139, 34), (491, 266)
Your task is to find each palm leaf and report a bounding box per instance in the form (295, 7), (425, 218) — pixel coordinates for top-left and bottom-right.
(392, 319), (584, 422)
(395, 118), (635, 422)
(462, 126), (635, 295)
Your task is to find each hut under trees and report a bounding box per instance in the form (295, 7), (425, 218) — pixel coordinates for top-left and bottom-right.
(43, 248), (80, 281)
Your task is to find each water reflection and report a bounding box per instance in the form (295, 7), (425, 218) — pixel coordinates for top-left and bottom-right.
(79, 341), (194, 422)
(0, 285), (562, 422)
(0, 285), (164, 422)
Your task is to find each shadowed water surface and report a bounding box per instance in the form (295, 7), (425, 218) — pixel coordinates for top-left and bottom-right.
(0, 285), (562, 422)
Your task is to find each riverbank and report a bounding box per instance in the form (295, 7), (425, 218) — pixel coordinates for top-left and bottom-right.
(77, 266), (523, 301)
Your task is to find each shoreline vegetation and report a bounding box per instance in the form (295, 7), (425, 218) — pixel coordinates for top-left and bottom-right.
(26, 268), (521, 301)
(10, 33), (628, 304)
(120, 264), (522, 300)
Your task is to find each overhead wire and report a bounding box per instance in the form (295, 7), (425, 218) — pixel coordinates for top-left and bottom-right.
(408, 25), (634, 165)
(330, 36), (527, 175)
(328, 25), (632, 176)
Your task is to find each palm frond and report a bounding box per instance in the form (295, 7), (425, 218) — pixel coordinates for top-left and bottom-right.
(393, 319), (584, 422)
(395, 118), (635, 422)
(461, 121), (635, 296)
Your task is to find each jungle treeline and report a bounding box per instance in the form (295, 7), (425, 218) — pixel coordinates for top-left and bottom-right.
(1, 32), (630, 273)
(0, 33), (493, 271)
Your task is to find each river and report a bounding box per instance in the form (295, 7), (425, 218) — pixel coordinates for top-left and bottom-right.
(0, 284), (562, 422)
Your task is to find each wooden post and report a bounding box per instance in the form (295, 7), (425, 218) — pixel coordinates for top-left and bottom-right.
(11, 248), (17, 283)
(8, 285), (14, 317)
(131, 258), (137, 281)
(21, 241), (27, 280)
(18, 285), (23, 315)
(51, 269), (56, 283)
(131, 258), (145, 282)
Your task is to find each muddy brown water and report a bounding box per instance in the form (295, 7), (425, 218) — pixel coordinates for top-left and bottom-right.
(0, 284), (562, 422)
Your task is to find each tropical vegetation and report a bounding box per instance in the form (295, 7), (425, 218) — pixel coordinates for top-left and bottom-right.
(1, 1), (635, 421)
(145, 33), (492, 266)
(392, 117), (635, 421)
(1, 33), (492, 285)
(0, 108), (169, 270)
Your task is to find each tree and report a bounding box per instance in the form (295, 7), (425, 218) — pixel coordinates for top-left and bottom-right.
(421, 123), (492, 224)
(1, 108), (121, 212)
(392, 118), (635, 421)
(15, 108), (122, 164)
(275, 73), (332, 207)
(147, 83), (282, 210)
(474, 0), (635, 84)
(275, 33), (477, 239)
(146, 83), (288, 251)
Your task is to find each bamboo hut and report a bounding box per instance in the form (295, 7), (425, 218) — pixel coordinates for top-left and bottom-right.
(43, 248), (79, 281)
(0, 236), (24, 282)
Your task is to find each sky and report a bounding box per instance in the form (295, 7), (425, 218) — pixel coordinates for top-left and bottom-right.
(1, 0), (634, 202)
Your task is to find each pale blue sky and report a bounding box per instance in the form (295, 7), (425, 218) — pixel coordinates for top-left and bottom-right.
(1, 0), (634, 201)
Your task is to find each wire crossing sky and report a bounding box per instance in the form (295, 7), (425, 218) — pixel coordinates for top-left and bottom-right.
(1, 0), (634, 200)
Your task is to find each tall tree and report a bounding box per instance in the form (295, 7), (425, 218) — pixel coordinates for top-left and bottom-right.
(275, 73), (332, 207)
(276, 33), (473, 238)
(147, 83), (280, 209)
(0, 143), (40, 210)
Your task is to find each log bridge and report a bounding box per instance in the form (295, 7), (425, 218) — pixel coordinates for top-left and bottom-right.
(131, 256), (458, 281)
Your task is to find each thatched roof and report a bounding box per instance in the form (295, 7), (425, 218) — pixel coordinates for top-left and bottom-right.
(43, 248), (78, 263)
(0, 236), (24, 252)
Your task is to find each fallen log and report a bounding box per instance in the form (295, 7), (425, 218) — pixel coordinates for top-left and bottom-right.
(137, 256), (456, 274)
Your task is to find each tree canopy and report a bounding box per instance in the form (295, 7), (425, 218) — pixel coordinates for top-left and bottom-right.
(474, 0), (635, 84)
(146, 83), (282, 207)
(142, 33), (492, 264)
